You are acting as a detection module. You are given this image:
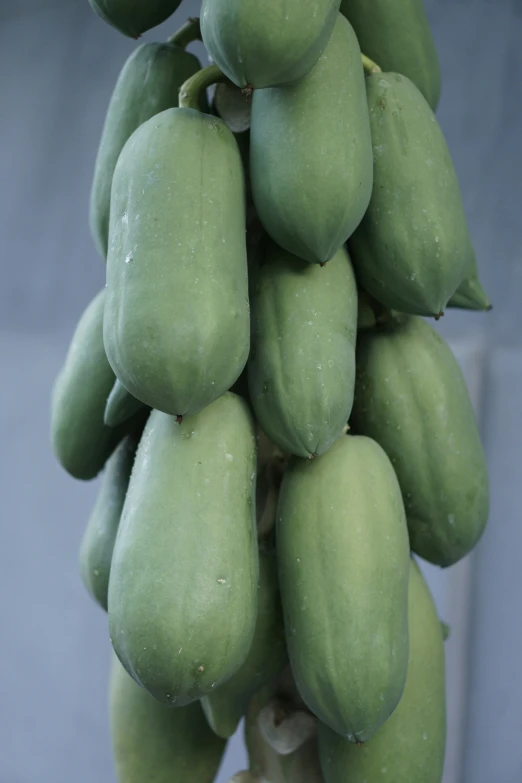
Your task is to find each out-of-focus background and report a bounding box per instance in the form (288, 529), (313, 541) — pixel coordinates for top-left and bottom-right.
(0, 1), (520, 781)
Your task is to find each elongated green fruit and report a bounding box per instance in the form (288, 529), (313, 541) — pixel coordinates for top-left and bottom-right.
(350, 73), (470, 316)
(250, 15), (372, 263)
(340, 0), (441, 109)
(277, 435), (410, 741)
(108, 394), (258, 705)
(51, 290), (124, 480)
(104, 108), (249, 417)
(201, 547), (287, 738)
(88, 0), (182, 38)
(90, 42), (201, 258)
(248, 240), (357, 457)
(448, 244), (492, 311)
(104, 379), (146, 428)
(318, 558), (446, 783)
(351, 315), (489, 566)
(79, 435), (138, 611)
(110, 655), (226, 783)
(201, 0), (340, 89)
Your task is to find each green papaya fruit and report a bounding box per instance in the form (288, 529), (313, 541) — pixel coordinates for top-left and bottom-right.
(351, 315), (489, 566)
(339, 0), (441, 110)
(90, 42), (202, 258)
(104, 108), (250, 417)
(88, 0), (182, 39)
(51, 289), (124, 480)
(108, 393), (258, 706)
(277, 434), (410, 742)
(104, 379), (146, 428)
(110, 654), (226, 783)
(349, 73), (470, 317)
(248, 240), (358, 457)
(448, 244), (492, 311)
(201, 546), (287, 738)
(201, 0), (340, 89)
(79, 435), (138, 612)
(318, 558), (446, 783)
(250, 15), (372, 263)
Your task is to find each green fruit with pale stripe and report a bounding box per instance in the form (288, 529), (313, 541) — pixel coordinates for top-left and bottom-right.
(248, 240), (357, 457)
(277, 434), (410, 742)
(104, 379), (146, 428)
(350, 73), (470, 317)
(318, 558), (446, 783)
(104, 108), (250, 417)
(448, 244), (491, 311)
(88, 0), (182, 38)
(108, 393), (259, 706)
(90, 42), (202, 258)
(110, 655), (226, 783)
(250, 15), (372, 263)
(201, 0), (340, 89)
(351, 315), (489, 566)
(201, 546), (287, 739)
(340, 0), (441, 109)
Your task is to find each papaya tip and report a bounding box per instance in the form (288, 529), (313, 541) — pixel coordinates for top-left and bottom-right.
(434, 311), (445, 321)
(242, 84), (254, 97)
(176, 415), (183, 424)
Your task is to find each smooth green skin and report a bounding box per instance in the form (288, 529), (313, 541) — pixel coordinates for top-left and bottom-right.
(108, 394), (259, 706)
(201, 547), (287, 739)
(250, 15), (372, 264)
(248, 240), (357, 458)
(448, 245), (491, 311)
(104, 378), (146, 428)
(277, 435), (410, 742)
(201, 0), (340, 89)
(319, 558), (446, 783)
(350, 73), (470, 317)
(88, 0), (182, 38)
(340, 0), (441, 110)
(104, 108), (249, 417)
(351, 316), (490, 566)
(79, 436), (138, 612)
(110, 655), (226, 783)
(51, 289), (125, 480)
(90, 43), (201, 258)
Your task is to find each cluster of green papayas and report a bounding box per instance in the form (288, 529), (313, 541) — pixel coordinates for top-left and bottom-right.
(50, 2), (493, 780)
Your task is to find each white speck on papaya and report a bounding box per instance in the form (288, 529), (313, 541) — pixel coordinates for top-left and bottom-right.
(217, 578), (226, 584)
(197, 665), (205, 673)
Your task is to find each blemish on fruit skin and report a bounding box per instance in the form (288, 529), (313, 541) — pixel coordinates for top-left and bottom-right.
(197, 665), (205, 673)
(217, 578), (226, 584)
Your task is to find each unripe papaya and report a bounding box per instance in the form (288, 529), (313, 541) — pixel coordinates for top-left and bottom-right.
(79, 435), (139, 612)
(201, 546), (287, 739)
(104, 379), (146, 428)
(350, 73), (470, 317)
(250, 15), (372, 263)
(448, 244), (491, 311)
(351, 315), (489, 566)
(104, 108), (250, 417)
(110, 655), (226, 783)
(88, 0), (182, 39)
(90, 42), (202, 258)
(318, 558), (446, 783)
(277, 435), (410, 742)
(248, 240), (358, 457)
(108, 393), (259, 706)
(340, 0), (441, 110)
(201, 0), (340, 89)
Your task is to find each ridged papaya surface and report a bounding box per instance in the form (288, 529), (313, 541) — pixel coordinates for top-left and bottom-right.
(110, 655), (226, 783)
(350, 73), (470, 316)
(448, 243), (492, 311)
(201, 546), (287, 739)
(104, 379), (146, 428)
(201, 0), (340, 89)
(318, 558), (446, 783)
(90, 42), (201, 258)
(88, 0), (182, 39)
(104, 108), (250, 417)
(277, 435), (410, 742)
(351, 315), (489, 566)
(250, 15), (372, 263)
(340, 0), (441, 110)
(108, 394), (259, 706)
(79, 435), (139, 612)
(248, 240), (358, 457)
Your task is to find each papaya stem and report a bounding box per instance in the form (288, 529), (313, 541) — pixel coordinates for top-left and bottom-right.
(361, 53), (382, 75)
(168, 17), (201, 49)
(179, 64), (231, 111)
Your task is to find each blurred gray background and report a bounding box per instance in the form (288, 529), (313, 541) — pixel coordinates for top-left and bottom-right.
(0, 1), (520, 782)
